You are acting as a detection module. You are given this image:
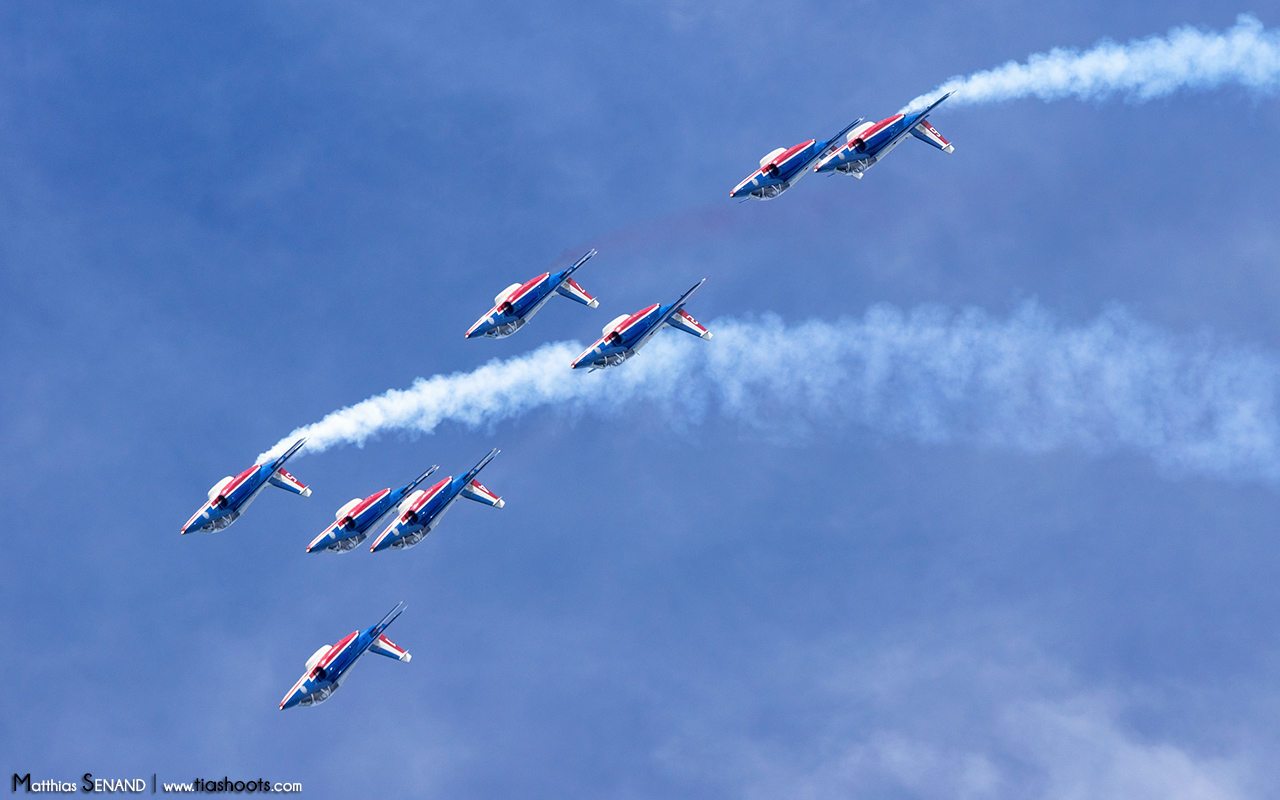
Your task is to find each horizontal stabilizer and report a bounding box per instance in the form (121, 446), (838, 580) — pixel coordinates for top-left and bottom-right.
(556, 277), (599, 308)
(369, 634), (411, 662)
(910, 120), (954, 153)
(461, 479), (504, 508)
(269, 468), (311, 497)
(666, 308), (712, 340)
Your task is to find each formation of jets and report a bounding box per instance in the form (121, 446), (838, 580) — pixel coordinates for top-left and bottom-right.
(731, 92), (954, 200)
(306, 466), (439, 553)
(185, 89), (957, 708)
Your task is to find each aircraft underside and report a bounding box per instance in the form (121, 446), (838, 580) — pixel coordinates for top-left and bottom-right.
(590, 350), (634, 369)
(484, 319), (525, 338)
(389, 528), (429, 549)
(324, 533), (366, 552)
(195, 510), (239, 533)
(295, 683), (336, 707)
(750, 184), (786, 200)
(834, 159), (874, 177)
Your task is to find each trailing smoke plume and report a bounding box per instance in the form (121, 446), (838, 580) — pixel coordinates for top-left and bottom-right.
(901, 14), (1280, 113)
(261, 304), (1280, 483)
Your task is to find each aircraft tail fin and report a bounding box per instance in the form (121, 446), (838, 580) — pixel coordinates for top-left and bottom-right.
(401, 465), (440, 496)
(665, 308), (712, 340)
(910, 119), (954, 153)
(460, 478), (505, 508)
(670, 278), (706, 313)
(462, 448), (500, 484)
(918, 91), (953, 117)
(562, 248), (597, 277)
(370, 602), (406, 640)
(270, 438), (307, 470)
(369, 633), (412, 662)
(554, 249), (599, 307)
(265, 438), (310, 495)
(818, 117), (864, 161)
(556, 278), (598, 308)
(268, 468), (312, 497)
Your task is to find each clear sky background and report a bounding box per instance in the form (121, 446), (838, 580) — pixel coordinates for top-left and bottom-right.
(3, 2), (1280, 797)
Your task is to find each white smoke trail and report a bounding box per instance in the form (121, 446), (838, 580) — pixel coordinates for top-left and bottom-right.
(901, 14), (1280, 113)
(260, 303), (1280, 483)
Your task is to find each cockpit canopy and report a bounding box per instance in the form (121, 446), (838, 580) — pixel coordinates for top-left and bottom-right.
(304, 644), (332, 672)
(758, 147), (787, 168)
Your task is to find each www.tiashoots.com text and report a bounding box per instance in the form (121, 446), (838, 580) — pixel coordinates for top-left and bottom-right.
(12, 774), (302, 793)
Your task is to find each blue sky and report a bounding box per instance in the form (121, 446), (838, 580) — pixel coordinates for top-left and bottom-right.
(3, 1), (1280, 797)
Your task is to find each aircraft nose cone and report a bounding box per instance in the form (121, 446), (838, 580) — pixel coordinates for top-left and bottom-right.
(464, 317), (493, 339)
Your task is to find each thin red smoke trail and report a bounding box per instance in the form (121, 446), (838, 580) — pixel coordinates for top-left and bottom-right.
(542, 203), (741, 267)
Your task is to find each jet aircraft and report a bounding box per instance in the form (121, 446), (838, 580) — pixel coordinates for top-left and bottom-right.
(280, 602), (411, 710)
(306, 466), (440, 553)
(181, 438), (311, 535)
(369, 448), (505, 553)
(813, 93), (954, 179)
(465, 249), (599, 339)
(729, 119), (864, 200)
(571, 279), (711, 370)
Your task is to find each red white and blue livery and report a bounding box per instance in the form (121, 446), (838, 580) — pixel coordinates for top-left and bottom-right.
(279, 602), (411, 710)
(306, 466), (439, 554)
(571, 279), (711, 370)
(369, 448), (505, 553)
(730, 119), (865, 200)
(181, 438), (311, 535)
(465, 249), (599, 339)
(813, 93), (954, 179)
